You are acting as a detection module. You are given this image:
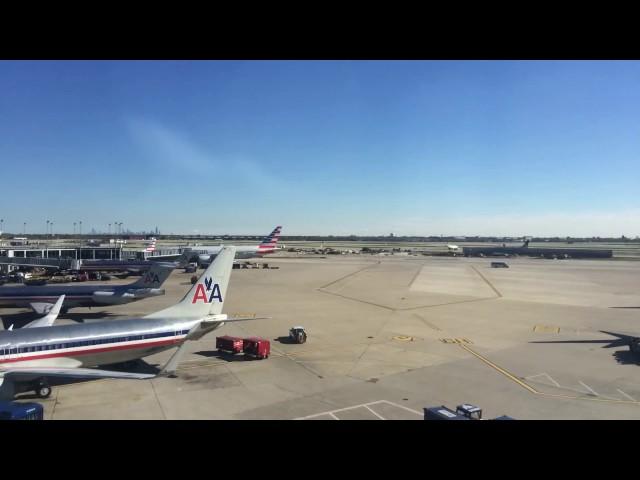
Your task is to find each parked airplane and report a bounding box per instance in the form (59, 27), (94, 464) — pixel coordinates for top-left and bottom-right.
(144, 238), (157, 253)
(79, 251), (191, 274)
(0, 246), (260, 399)
(195, 225), (282, 266)
(0, 262), (174, 314)
(152, 226), (282, 266)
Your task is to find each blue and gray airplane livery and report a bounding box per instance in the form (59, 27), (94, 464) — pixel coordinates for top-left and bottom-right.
(0, 263), (174, 314)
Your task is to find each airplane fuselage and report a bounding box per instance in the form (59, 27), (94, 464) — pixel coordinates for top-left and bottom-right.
(79, 260), (156, 273)
(0, 317), (214, 370)
(195, 246), (277, 266)
(0, 284), (164, 310)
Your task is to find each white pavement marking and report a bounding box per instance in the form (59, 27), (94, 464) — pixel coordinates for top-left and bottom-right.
(380, 400), (423, 416)
(544, 373), (561, 388)
(364, 405), (386, 420)
(525, 373), (560, 387)
(579, 381), (599, 397)
(295, 400), (423, 420)
(617, 389), (636, 402)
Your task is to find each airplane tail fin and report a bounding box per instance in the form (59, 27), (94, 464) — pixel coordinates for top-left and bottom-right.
(145, 238), (157, 253)
(145, 246), (236, 319)
(130, 262), (174, 288)
(47, 294), (65, 319)
(23, 295), (66, 328)
(175, 250), (194, 268)
(257, 226), (282, 254)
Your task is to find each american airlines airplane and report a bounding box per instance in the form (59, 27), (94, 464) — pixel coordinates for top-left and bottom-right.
(79, 250), (191, 274)
(0, 246), (257, 400)
(0, 262), (174, 314)
(157, 225), (283, 267)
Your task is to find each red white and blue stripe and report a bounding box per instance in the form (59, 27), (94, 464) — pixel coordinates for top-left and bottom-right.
(257, 226), (282, 253)
(0, 329), (190, 364)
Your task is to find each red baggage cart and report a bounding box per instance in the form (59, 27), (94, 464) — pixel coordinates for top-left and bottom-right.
(242, 337), (270, 360)
(216, 335), (244, 354)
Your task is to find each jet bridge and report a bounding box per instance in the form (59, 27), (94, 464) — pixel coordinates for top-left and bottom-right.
(0, 256), (78, 272)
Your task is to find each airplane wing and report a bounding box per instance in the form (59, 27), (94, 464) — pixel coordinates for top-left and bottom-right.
(201, 315), (270, 328)
(23, 295), (65, 328)
(147, 253), (184, 261)
(0, 366), (155, 381)
(225, 316), (271, 322)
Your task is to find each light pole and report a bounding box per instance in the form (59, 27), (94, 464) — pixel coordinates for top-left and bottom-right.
(79, 221), (82, 236)
(73, 222), (76, 235)
(0, 218), (3, 234)
(108, 223), (111, 235)
(46, 220), (49, 236)
(23, 222), (26, 235)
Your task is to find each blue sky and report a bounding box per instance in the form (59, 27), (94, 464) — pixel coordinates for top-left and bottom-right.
(1, 60), (639, 237)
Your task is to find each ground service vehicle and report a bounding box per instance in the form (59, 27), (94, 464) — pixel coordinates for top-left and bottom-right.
(491, 262), (509, 268)
(455, 403), (483, 419)
(0, 401), (44, 420)
(289, 326), (307, 344)
(423, 406), (469, 420)
(216, 336), (244, 354)
(424, 403), (514, 420)
(243, 337), (270, 359)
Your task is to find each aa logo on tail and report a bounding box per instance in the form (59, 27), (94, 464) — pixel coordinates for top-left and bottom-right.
(143, 272), (160, 284)
(192, 276), (223, 303)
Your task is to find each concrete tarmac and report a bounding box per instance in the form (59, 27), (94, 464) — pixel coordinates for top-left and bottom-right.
(2, 254), (640, 419)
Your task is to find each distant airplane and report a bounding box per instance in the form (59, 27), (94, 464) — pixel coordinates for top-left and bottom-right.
(154, 226), (283, 267)
(144, 238), (157, 253)
(0, 246), (264, 399)
(0, 262), (174, 314)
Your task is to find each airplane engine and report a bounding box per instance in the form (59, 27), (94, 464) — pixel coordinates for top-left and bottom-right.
(198, 254), (215, 267)
(91, 291), (132, 305)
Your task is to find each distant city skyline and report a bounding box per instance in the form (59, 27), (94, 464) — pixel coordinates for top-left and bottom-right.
(1, 60), (639, 237)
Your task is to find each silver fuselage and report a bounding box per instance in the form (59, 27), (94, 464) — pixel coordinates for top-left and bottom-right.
(0, 284), (164, 309)
(0, 317), (217, 369)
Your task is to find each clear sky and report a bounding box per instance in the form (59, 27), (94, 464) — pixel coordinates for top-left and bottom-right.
(1, 60), (639, 237)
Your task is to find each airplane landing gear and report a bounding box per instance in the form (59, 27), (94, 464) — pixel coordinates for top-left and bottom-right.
(34, 380), (52, 398)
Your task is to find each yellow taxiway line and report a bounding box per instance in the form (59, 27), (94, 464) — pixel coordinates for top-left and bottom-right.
(458, 343), (640, 405)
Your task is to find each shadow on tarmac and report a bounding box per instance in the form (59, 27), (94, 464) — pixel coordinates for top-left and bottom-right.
(274, 336), (297, 344)
(63, 312), (118, 323)
(613, 350), (640, 366)
(193, 350), (247, 361)
(12, 359), (161, 399)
